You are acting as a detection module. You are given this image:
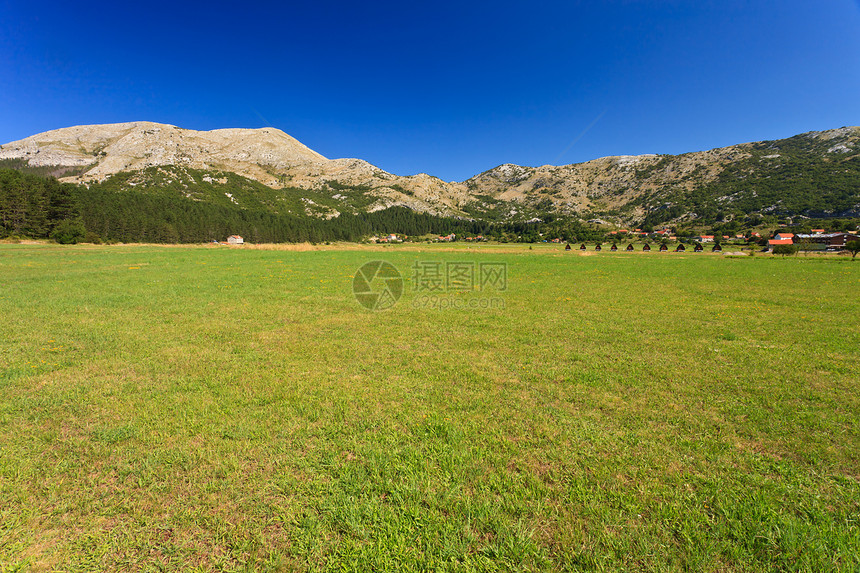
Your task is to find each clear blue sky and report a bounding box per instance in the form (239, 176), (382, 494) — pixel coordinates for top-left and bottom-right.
(2, 0), (859, 181)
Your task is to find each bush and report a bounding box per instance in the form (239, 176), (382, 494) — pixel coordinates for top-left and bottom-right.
(84, 231), (102, 244)
(50, 219), (86, 244)
(772, 244), (798, 256)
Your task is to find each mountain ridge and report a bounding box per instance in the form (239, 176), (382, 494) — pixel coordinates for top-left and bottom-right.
(2, 122), (859, 224)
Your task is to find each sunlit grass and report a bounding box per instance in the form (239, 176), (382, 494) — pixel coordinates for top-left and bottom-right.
(0, 244), (858, 571)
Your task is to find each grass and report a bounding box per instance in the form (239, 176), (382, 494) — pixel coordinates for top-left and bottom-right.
(0, 243), (858, 571)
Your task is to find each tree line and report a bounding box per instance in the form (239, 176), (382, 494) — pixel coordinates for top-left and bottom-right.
(0, 169), (81, 241)
(0, 169), (601, 244)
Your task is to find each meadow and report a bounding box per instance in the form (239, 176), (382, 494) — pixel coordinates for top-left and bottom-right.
(0, 243), (858, 572)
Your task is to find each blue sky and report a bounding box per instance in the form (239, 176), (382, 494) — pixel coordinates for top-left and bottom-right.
(2, 0), (859, 181)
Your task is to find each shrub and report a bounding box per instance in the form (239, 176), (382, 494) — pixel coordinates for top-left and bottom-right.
(50, 219), (86, 244)
(772, 244), (798, 256)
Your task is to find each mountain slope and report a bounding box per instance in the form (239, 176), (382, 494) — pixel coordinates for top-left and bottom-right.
(0, 121), (325, 176)
(2, 122), (859, 225)
(0, 122), (471, 217)
(464, 127), (860, 223)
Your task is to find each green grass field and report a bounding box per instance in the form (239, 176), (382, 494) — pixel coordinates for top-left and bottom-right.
(1, 244), (858, 572)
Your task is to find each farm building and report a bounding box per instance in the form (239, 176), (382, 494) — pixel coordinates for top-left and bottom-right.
(794, 233), (859, 250)
(642, 243), (651, 251)
(227, 235), (244, 245)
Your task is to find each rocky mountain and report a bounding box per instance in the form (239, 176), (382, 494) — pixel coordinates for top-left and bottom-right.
(2, 122), (859, 225)
(465, 127), (860, 223)
(0, 122), (471, 217)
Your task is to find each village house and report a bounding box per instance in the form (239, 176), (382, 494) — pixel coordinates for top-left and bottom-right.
(774, 232), (794, 241)
(696, 235), (714, 243)
(375, 233), (404, 243)
(227, 235), (244, 245)
(768, 238), (793, 250)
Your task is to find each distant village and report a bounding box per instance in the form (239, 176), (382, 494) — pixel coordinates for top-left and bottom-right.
(361, 227), (859, 253)
(368, 233), (487, 244)
(214, 227), (859, 254)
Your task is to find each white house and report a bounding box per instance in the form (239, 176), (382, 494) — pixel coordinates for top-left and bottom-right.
(227, 235), (244, 245)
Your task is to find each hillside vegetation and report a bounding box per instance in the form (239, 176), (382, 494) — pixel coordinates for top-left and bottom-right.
(1, 168), (608, 244)
(637, 129), (860, 226)
(1, 123), (859, 232)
